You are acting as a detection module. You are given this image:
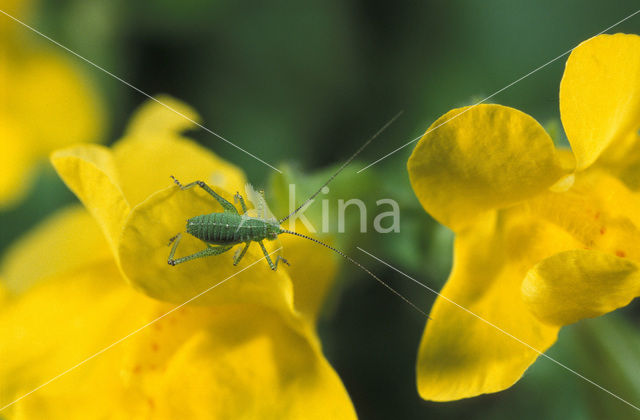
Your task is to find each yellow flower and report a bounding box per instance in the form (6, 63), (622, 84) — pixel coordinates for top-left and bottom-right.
(407, 33), (640, 401)
(0, 1), (103, 206)
(50, 96), (334, 326)
(0, 98), (356, 418)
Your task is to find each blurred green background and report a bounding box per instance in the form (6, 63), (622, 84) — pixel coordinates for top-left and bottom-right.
(2, 1), (640, 418)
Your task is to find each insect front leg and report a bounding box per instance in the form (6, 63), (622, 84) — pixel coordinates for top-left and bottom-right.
(258, 240), (289, 271)
(233, 242), (251, 266)
(234, 192), (248, 214)
(170, 176), (238, 214)
(274, 255), (290, 269)
(168, 239), (233, 266)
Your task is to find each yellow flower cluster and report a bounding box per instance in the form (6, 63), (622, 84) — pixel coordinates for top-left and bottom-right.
(3, 4), (638, 411)
(0, 98), (356, 418)
(408, 33), (640, 401)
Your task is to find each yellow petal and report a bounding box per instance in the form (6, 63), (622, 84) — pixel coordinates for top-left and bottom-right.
(149, 306), (356, 419)
(408, 104), (567, 231)
(417, 210), (582, 401)
(113, 135), (246, 207)
(51, 145), (130, 255)
(602, 131), (640, 190)
(1, 205), (110, 294)
(13, 50), (104, 153)
(0, 263), (153, 419)
(280, 228), (338, 323)
(522, 249), (640, 326)
(0, 117), (35, 207)
(560, 33), (640, 170)
(0, 42), (103, 208)
(0, 280), (7, 304)
(117, 185), (298, 325)
(0, 264), (354, 418)
(124, 94), (200, 139)
(526, 169), (640, 261)
(114, 96), (246, 207)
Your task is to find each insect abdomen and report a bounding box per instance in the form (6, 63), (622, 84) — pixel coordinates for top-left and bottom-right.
(186, 212), (269, 244)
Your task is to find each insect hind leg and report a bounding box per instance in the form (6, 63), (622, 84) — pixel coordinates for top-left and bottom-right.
(170, 175), (238, 214)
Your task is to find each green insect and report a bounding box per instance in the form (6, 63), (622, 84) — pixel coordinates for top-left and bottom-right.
(167, 112), (426, 315)
(166, 151), (375, 272)
(167, 180), (291, 270)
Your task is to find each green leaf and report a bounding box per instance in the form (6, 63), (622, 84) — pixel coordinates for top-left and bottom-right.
(570, 314), (640, 418)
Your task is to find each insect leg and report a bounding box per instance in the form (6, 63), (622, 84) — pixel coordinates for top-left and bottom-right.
(168, 243), (233, 266)
(168, 232), (183, 262)
(233, 242), (251, 265)
(275, 255), (290, 269)
(258, 241), (276, 270)
(234, 192), (248, 214)
(168, 232), (181, 246)
(258, 241), (289, 270)
(170, 176), (238, 214)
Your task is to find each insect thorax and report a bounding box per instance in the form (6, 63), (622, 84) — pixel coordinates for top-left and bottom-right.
(186, 212), (281, 244)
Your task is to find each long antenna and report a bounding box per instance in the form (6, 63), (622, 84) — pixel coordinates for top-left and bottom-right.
(280, 229), (430, 319)
(279, 111), (403, 224)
